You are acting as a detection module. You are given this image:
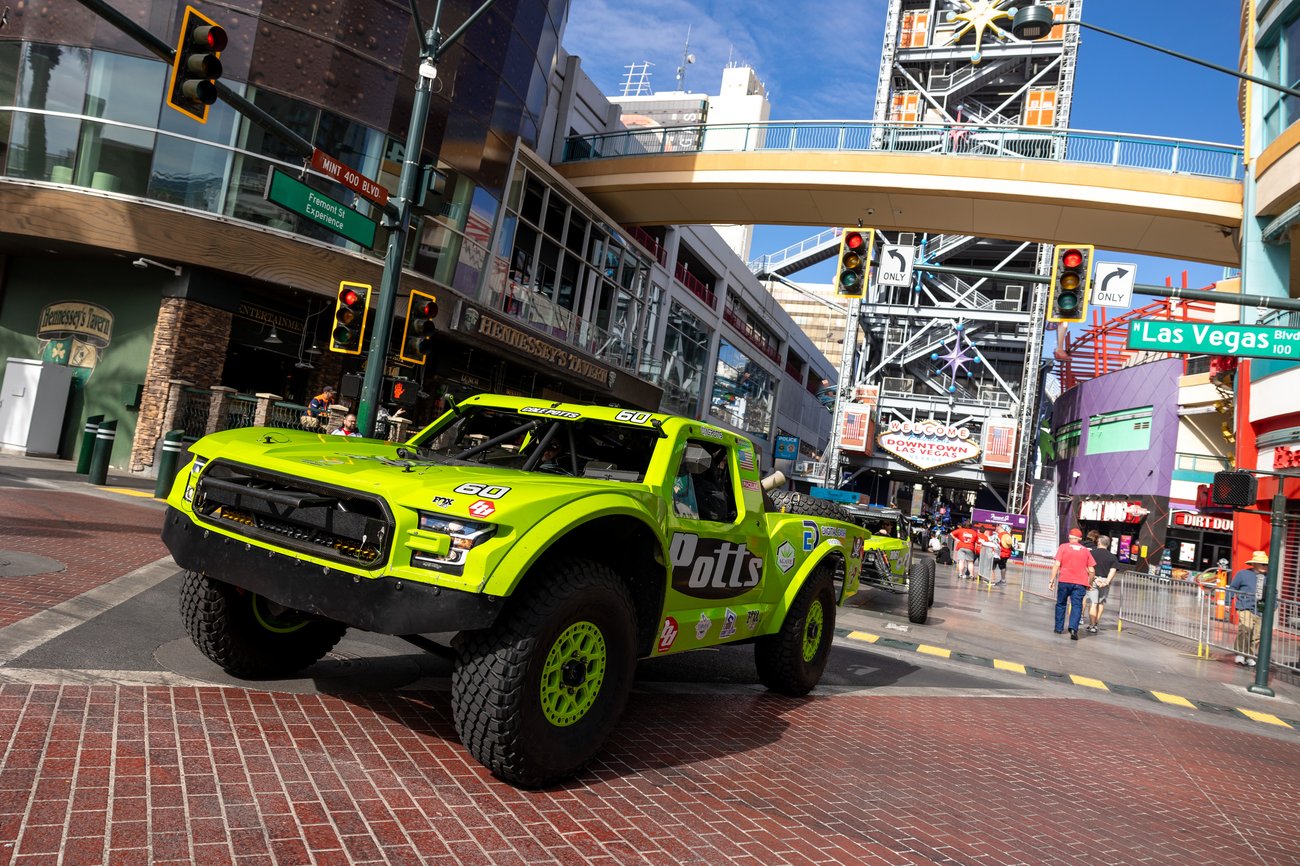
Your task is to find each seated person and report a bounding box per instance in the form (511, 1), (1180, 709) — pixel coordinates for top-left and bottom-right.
(537, 440), (571, 474)
(673, 444), (735, 523)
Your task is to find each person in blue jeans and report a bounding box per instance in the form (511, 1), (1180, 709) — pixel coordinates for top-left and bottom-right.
(1049, 528), (1097, 640)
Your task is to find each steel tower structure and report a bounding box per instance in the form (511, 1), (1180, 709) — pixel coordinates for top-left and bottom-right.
(855, 0), (1083, 513)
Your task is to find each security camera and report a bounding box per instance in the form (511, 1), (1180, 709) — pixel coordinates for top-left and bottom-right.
(132, 257), (148, 269)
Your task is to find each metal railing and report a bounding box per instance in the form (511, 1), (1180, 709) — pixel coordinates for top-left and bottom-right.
(176, 387), (211, 440)
(266, 401), (315, 431)
(562, 120), (1244, 180)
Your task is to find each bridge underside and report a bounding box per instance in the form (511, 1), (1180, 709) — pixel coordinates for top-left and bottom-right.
(556, 152), (1242, 266)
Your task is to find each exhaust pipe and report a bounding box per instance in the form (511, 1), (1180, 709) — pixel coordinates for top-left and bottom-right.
(761, 470), (786, 492)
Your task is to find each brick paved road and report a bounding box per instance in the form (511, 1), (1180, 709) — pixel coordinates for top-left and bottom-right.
(1, 682), (1298, 865)
(0, 490), (166, 628)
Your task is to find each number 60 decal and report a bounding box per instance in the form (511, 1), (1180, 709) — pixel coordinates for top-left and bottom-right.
(615, 410), (652, 424)
(453, 483), (511, 499)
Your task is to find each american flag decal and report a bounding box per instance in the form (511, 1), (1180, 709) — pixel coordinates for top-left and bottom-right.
(738, 449), (755, 471)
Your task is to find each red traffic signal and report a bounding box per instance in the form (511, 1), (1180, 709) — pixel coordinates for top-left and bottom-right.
(834, 228), (874, 298)
(330, 281), (371, 355)
(167, 6), (227, 124)
(400, 290), (438, 365)
(1047, 244), (1093, 323)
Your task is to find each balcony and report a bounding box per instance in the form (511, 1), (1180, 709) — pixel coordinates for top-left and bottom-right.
(673, 263), (716, 308)
(723, 307), (781, 364)
(625, 225), (667, 267)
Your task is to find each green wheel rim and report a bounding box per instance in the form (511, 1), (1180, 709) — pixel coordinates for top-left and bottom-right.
(802, 599), (825, 662)
(540, 621), (607, 727)
(251, 595), (311, 634)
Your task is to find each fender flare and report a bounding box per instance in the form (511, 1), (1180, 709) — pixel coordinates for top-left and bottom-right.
(770, 545), (847, 622)
(482, 492), (663, 596)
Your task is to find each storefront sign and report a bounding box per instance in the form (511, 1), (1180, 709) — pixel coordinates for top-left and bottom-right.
(36, 300), (114, 381)
(458, 305), (615, 390)
(972, 508), (1028, 530)
(877, 419), (980, 470)
(235, 301), (303, 336)
(1078, 499), (1149, 523)
(1172, 511), (1234, 532)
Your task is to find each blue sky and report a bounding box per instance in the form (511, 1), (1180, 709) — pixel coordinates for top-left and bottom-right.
(562, 0), (1243, 291)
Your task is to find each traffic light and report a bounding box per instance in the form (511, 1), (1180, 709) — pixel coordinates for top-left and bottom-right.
(166, 6), (228, 123)
(833, 228), (875, 298)
(330, 281), (371, 355)
(386, 377), (419, 407)
(399, 290), (438, 365)
(1046, 244), (1095, 323)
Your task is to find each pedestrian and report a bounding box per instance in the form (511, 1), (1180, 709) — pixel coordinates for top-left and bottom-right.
(928, 533), (944, 556)
(1049, 528), (1096, 639)
(1230, 551), (1269, 666)
(330, 413), (361, 437)
(950, 520), (980, 580)
(1085, 534), (1120, 633)
(991, 524), (1014, 587)
(374, 404), (406, 441)
(300, 385), (337, 430)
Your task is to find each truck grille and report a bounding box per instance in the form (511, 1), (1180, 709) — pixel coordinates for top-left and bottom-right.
(193, 460), (392, 566)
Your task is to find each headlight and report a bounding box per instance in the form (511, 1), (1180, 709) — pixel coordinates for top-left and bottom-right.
(183, 456), (208, 502)
(410, 511), (496, 570)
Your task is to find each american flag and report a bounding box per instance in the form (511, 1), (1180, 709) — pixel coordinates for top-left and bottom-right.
(738, 449), (755, 471)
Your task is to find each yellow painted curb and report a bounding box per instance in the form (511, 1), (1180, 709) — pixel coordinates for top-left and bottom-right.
(1237, 708), (1293, 728)
(1069, 675), (1109, 691)
(847, 631), (879, 643)
(1151, 691), (1196, 708)
(104, 487), (155, 498)
(993, 659), (1026, 674)
(917, 644), (951, 658)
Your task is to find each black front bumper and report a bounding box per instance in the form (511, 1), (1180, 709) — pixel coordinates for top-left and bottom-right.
(162, 507), (502, 635)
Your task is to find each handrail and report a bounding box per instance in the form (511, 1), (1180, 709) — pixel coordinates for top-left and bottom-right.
(563, 119), (1244, 181)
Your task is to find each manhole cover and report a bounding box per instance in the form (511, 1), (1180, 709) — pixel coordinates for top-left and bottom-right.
(0, 551), (66, 578)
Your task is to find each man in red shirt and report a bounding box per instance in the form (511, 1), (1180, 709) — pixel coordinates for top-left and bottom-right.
(950, 521), (980, 580)
(1050, 528), (1096, 639)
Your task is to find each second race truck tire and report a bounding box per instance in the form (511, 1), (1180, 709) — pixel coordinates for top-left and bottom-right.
(451, 557), (637, 788)
(754, 566), (836, 696)
(907, 562), (930, 624)
(768, 490), (852, 521)
(179, 570), (347, 678)
(925, 557), (937, 607)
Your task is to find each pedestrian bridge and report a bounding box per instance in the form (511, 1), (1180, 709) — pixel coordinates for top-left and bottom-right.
(555, 121), (1244, 266)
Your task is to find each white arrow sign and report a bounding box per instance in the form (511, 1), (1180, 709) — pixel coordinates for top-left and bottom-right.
(1093, 261), (1137, 308)
(877, 244), (915, 288)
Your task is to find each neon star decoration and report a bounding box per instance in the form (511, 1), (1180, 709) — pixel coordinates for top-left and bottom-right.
(929, 323), (982, 394)
(948, 0), (1014, 64)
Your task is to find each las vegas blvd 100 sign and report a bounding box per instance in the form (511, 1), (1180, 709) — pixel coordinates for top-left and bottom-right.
(1127, 320), (1300, 360)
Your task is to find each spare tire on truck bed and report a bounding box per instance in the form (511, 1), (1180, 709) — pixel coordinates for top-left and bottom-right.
(769, 490), (852, 521)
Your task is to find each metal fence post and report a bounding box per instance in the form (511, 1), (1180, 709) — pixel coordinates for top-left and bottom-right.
(154, 429), (186, 499)
(87, 419), (117, 486)
(75, 414), (104, 474)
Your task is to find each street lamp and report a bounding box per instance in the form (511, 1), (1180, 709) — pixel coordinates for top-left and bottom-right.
(1011, 6), (1300, 101)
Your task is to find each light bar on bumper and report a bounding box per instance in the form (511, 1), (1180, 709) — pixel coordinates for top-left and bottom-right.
(407, 511), (496, 573)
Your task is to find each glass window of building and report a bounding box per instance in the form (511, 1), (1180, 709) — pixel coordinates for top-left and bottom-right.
(0, 41), (23, 174)
(660, 301), (709, 417)
(11, 44), (90, 182)
(74, 51), (164, 195)
(149, 81), (244, 212)
(710, 339), (776, 440)
(1085, 408), (1153, 455)
(225, 88), (319, 232)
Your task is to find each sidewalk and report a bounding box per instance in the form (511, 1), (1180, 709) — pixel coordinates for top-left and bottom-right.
(842, 553), (1300, 722)
(0, 451), (166, 503)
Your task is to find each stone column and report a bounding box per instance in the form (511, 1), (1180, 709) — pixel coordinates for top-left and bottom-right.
(388, 417), (412, 442)
(325, 403), (348, 434)
(254, 393), (281, 427)
(161, 379), (194, 438)
(205, 386), (237, 436)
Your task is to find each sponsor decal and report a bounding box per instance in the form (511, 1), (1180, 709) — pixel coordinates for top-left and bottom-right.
(801, 520), (820, 552)
(820, 525), (848, 539)
(519, 406), (581, 419)
(468, 500), (495, 518)
(746, 610), (761, 632)
(614, 410), (654, 424)
(737, 449), (755, 471)
(695, 612), (712, 640)
(720, 609), (738, 639)
(741, 480), (759, 491)
(301, 457), (348, 466)
(657, 617), (679, 653)
(852, 536), (865, 559)
(669, 533), (763, 599)
(776, 541), (796, 573)
(431, 496), (454, 509)
(699, 427), (725, 440)
(826, 538), (843, 547)
(453, 483), (510, 499)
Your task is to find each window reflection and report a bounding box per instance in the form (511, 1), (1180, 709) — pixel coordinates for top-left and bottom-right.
(148, 82), (244, 212)
(0, 42), (21, 174)
(710, 339), (775, 440)
(661, 301), (710, 417)
(75, 52), (164, 195)
(10, 44), (89, 182)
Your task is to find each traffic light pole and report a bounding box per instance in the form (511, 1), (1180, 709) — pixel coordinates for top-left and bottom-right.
(356, 0), (498, 437)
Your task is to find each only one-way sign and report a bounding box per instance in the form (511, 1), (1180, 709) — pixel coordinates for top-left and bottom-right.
(1093, 261), (1137, 308)
(877, 244), (915, 288)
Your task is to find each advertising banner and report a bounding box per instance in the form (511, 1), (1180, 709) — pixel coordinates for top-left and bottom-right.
(981, 418), (1018, 471)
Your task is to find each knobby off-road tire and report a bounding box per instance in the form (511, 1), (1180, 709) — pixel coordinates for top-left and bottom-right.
(451, 557), (637, 787)
(755, 567), (836, 696)
(768, 489), (852, 521)
(907, 562), (931, 624)
(925, 557), (937, 607)
(179, 570), (347, 678)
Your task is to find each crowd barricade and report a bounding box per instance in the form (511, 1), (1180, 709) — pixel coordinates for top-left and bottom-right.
(1113, 571), (1213, 658)
(1007, 555), (1056, 599)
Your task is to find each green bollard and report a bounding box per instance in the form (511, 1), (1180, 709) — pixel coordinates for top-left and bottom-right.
(87, 419), (117, 486)
(75, 414), (105, 474)
(154, 429), (186, 499)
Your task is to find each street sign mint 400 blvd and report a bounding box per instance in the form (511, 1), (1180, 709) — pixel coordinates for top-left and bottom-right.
(1127, 320), (1300, 360)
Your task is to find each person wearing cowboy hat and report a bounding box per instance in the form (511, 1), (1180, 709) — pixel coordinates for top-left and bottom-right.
(1229, 550), (1270, 666)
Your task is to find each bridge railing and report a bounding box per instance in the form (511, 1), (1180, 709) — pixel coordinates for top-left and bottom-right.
(563, 121), (1244, 181)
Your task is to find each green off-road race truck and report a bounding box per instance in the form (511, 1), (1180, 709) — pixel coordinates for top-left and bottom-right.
(163, 395), (881, 786)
